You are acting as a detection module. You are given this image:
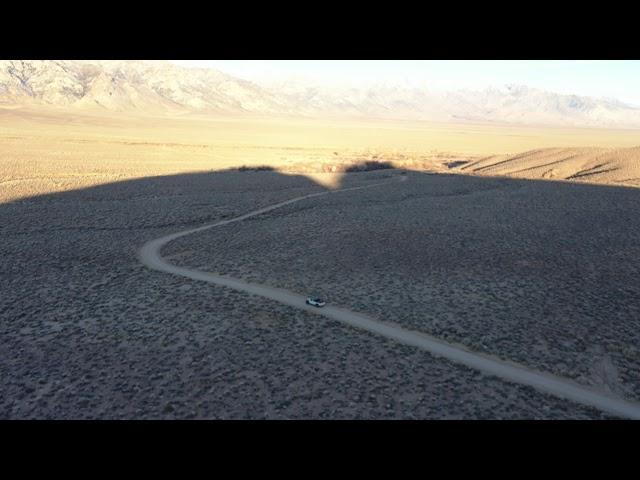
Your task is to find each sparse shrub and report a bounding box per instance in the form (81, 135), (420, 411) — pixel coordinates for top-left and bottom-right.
(344, 160), (395, 173)
(236, 165), (273, 172)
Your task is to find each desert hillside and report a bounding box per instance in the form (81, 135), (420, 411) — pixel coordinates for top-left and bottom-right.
(3, 61), (640, 420)
(457, 147), (640, 187)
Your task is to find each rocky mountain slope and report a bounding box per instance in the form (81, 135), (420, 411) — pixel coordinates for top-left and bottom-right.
(2, 60), (640, 128)
(0, 60), (289, 114)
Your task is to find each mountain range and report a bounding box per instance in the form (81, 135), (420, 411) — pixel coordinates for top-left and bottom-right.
(2, 60), (640, 128)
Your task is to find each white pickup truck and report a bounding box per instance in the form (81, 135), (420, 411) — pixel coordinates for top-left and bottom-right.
(306, 296), (326, 308)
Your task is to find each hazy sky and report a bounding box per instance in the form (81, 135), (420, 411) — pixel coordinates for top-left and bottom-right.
(171, 60), (640, 106)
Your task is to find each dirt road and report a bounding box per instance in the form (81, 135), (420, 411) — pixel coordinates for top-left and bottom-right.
(138, 174), (640, 419)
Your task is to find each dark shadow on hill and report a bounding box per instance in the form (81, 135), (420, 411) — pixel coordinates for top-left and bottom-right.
(235, 165), (275, 172)
(2, 161), (640, 419)
(230, 160), (395, 174)
(343, 160), (394, 172)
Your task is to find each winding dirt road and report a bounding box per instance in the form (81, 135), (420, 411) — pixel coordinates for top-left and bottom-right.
(139, 174), (640, 419)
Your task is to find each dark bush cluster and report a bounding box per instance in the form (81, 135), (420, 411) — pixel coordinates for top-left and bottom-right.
(319, 160), (395, 173)
(236, 165), (274, 172)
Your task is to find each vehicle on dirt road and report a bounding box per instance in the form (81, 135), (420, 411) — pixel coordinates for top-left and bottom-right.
(306, 297), (326, 307)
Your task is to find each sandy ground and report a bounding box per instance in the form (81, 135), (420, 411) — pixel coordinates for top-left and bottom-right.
(2, 109), (638, 418)
(142, 174), (640, 418)
(2, 106), (640, 200)
(166, 170), (640, 405)
(0, 168), (614, 419)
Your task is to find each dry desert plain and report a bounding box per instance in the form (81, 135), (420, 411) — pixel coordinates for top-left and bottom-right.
(1, 107), (640, 419)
